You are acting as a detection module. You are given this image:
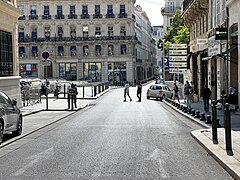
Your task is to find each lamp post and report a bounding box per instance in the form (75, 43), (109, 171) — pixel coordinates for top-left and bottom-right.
(42, 51), (50, 110)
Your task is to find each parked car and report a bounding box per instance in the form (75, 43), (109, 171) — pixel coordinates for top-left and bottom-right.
(146, 84), (173, 101)
(0, 92), (23, 145)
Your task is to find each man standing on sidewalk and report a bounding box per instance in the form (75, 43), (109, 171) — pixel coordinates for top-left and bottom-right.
(184, 81), (192, 108)
(201, 85), (211, 113)
(136, 81), (142, 102)
(123, 81), (132, 102)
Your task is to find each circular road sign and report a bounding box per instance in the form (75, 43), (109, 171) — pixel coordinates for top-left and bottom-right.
(42, 51), (50, 59)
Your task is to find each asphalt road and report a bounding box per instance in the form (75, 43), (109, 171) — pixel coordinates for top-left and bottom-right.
(0, 84), (234, 180)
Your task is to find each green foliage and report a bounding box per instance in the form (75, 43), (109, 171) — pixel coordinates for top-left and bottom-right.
(173, 26), (190, 44)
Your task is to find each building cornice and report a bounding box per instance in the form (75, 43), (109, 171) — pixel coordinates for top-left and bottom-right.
(0, 1), (21, 19)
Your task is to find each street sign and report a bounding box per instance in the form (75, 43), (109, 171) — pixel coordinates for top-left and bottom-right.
(42, 51), (50, 59)
(169, 44), (187, 49)
(42, 60), (51, 66)
(169, 68), (187, 74)
(169, 50), (187, 55)
(169, 62), (187, 68)
(169, 56), (187, 61)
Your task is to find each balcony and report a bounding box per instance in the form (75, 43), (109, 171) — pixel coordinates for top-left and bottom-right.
(93, 14), (103, 19)
(55, 14), (65, 19)
(18, 15), (25, 20)
(68, 14), (77, 19)
(118, 13), (128, 18)
(161, 6), (181, 14)
(42, 15), (52, 20)
(29, 15), (38, 20)
(106, 13), (115, 18)
(81, 14), (90, 19)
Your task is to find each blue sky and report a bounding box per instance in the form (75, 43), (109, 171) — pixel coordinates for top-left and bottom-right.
(135, 0), (165, 26)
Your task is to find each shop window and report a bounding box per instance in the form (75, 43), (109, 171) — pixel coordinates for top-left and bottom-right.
(19, 47), (25, 57)
(20, 64), (38, 78)
(95, 45), (101, 56)
(58, 46), (64, 56)
(108, 45), (114, 55)
(70, 46), (76, 56)
(120, 44), (126, 54)
(83, 45), (89, 56)
(32, 46), (38, 57)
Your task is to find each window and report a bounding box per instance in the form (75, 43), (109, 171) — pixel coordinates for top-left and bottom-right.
(70, 5), (75, 14)
(0, 31), (13, 76)
(44, 6), (49, 15)
(95, 45), (101, 56)
(107, 5), (113, 14)
(120, 26), (126, 36)
(108, 26), (113, 37)
(108, 45), (114, 55)
(31, 28), (37, 39)
(44, 26), (50, 39)
(95, 27), (101, 37)
(57, 5), (62, 15)
(83, 45), (89, 56)
(19, 28), (24, 41)
(18, 5), (24, 13)
(32, 46), (38, 57)
(70, 46), (76, 56)
(30, 5), (36, 15)
(70, 26), (76, 38)
(83, 26), (88, 38)
(120, 4), (125, 14)
(19, 47), (25, 57)
(82, 5), (88, 15)
(58, 46), (64, 56)
(120, 44), (126, 54)
(95, 5), (100, 14)
(58, 26), (63, 38)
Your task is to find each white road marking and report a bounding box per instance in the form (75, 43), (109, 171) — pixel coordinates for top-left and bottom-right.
(13, 147), (54, 176)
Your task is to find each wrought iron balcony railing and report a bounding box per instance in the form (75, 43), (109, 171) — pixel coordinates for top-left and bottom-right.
(81, 14), (90, 19)
(29, 15), (38, 20)
(118, 13), (128, 18)
(161, 6), (181, 14)
(55, 14), (65, 19)
(106, 13), (115, 18)
(18, 15), (25, 20)
(42, 15), (52, 20)
(68, 14), (77, 19)
(93, 14), (103, 19)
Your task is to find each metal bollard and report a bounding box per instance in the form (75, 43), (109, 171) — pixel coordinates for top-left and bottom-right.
(188, 107), (192, 114)
(212, 100), (218, 144)
(224, 103), (232, 152)
(82, 86), (85, 98)
(194, 111), (201, 118)
(184, 106), (188, 113)
(200, 113), (206, 121)
(205, 115), (212, 124)
(191, 109), (196, 116)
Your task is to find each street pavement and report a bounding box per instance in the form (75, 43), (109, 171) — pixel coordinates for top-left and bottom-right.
(1, 82), (240, 179)
(164, 99), (240, 179)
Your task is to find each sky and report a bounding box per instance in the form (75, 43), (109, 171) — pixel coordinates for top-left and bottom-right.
(135, 0), (165, 26)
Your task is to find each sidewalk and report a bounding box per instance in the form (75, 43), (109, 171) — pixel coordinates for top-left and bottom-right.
(0, 87), (110, 149)
(165, 99), (240, 179)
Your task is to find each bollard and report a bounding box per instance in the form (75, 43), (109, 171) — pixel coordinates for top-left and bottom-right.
(94, 86), (97, 96)
(64, 84), (66, 98)
(82, 86), (85, 98)
(184, 106), (188, 113)
(191, 109), (196, 116)
(224, 103), (232, 152)
(205, 115), (212, 124)
(194, 111), (201, 118)
(200, 113), (206, 121)
(188, 108), (192, 114)
(212, 100), (218, 144)
(217, 119), (221, 128)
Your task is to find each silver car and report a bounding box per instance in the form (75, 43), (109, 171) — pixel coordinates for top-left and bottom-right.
(0, 92), (23, 145)
(147, 84), (173, 101)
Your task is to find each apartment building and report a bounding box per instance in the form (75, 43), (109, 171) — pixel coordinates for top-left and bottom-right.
(18, 0), (137, 84)
(0, 0), (21, 104)
(182, 0), (209, 100)
(134, 5), (156, 81)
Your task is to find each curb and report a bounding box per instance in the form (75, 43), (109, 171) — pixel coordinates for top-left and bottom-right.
(191, 130), (240, 180)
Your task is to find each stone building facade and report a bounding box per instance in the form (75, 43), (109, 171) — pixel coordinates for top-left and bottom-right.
(17, 0), (138, 84)
(0, 0), (21, 104)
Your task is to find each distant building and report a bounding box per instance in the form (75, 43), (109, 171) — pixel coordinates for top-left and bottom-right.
(0, 0), (21, 104)
(17, 0), (137, 84)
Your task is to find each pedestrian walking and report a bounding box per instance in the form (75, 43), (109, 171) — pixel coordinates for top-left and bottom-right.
(136, 81), (142, 102)
(184, 81), (192, 108)
(201, 85), (211, 113)
(172, 82), (180, 103)
(123, 81), (132, 102)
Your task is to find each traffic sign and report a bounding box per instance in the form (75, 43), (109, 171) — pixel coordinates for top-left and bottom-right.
(42, 60), (51, 66)
(169, 44), (187, 49)
(169, 62), (187, 68)
(42, 51), (50, 59)
(169, 50), (187, 55)
(169, 68), (187, 74)
(169, 56), (187, 61)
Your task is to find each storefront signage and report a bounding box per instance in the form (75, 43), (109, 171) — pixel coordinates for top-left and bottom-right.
(215, 28), (228, 40)
(208, 36), (220, 57)
(197, 39), (208, 45)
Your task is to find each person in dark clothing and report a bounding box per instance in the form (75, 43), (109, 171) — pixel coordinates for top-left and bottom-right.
(201, 85), (211, 113)
(136, 81), (142, 102)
